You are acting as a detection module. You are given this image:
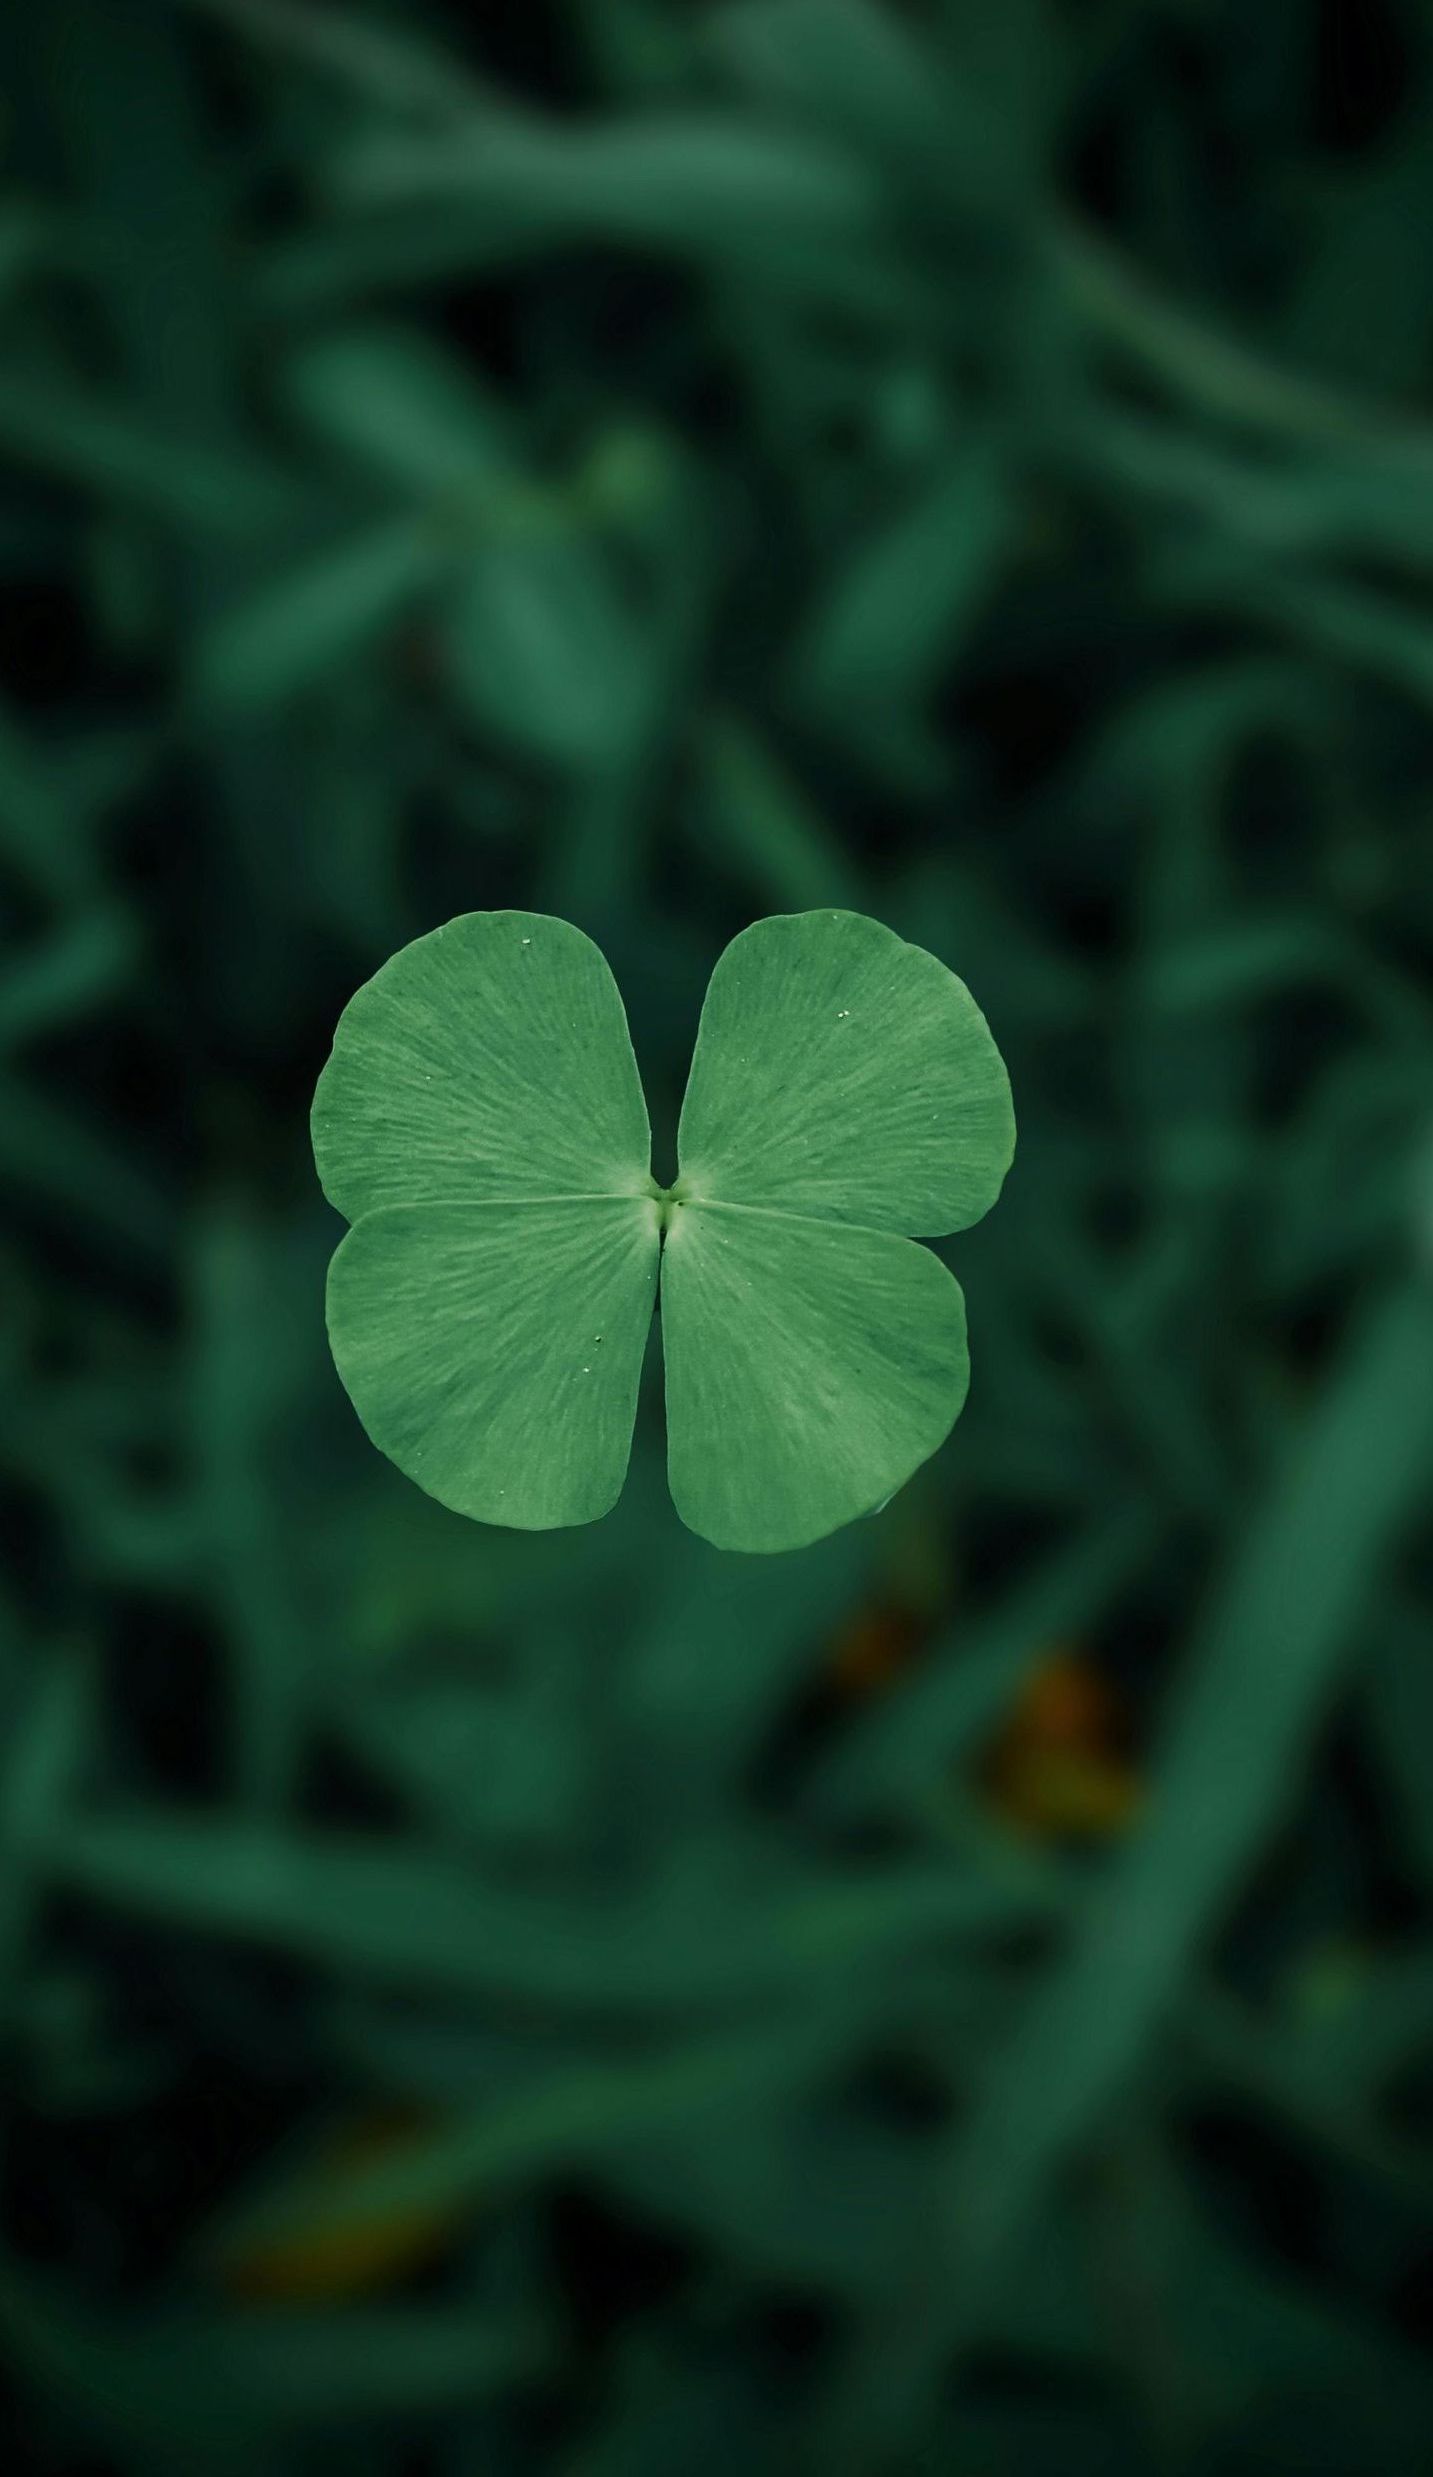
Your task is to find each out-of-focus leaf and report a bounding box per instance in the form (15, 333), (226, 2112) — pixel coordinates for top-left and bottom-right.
(1156, 2180), (1433, 2469)
(282, 326), (512, 497)
(0, 911), (137, 1052)
(685, 713), (861, 912)
(807, 1503), (1159, 1822)
(323, 111), (900, 294)
(46, 1811), (1050, 2013)
(790, 441), (1011, 731)
(1185, 1976), (1433, 2207)
(0, 2262), (541, 2468)
(1133, 915), (1433, 1038)
(1073, 659), (1329, 815)
(1166, 551), (1433, 715)
(0, 370), (303, 533)
(443, 536), (653, 771)
(189, 1205), (315, 1809)
(0, 201), (58, 298)
(622, 1522), (870, 1816)
(569, 2345), (787, 2477)
(568, 0), (693, 102)
(710, 0), (1028, 220)
(1056, 215), (1433, 466)
(177, 0), (490, 117)
(0, 1072), (172, 1256)
(0, 699), (99, 904)
(1259, 1060), (1433, 1300)
(1075, 410), (1433, 578)
(189, 521), (450, 714)
(205, 2010), (854, 2272)
(333, 110), (877, 236)
(931, 1279), (1433, 2327)
(1362, 1600), (1433, 1893)
(335, 1640), (592, 1854)
(598, 2092), (933, 2303)
(0, 1656), (93, 2010)
(1280, 141), (1433, 396)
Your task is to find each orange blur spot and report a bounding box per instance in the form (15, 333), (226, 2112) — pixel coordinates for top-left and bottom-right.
(983, 1647), (1142, 1841)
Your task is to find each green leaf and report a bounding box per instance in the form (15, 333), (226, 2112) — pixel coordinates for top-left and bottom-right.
(314, 909), (1011, 1549)
(676, 910), (1014, 1234)
(327, 1197), (659, 1528)
(314, 911), (657, 1531)
(681, 910), (1016, 1547)
(311, 910), (652, 1219)
(661, 1202), (967, 1552)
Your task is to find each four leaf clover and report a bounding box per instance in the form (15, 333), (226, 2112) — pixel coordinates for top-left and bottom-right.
(312, 909), (1014, 1553)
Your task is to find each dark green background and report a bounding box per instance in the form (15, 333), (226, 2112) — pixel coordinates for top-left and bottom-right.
(3, 2), (1433, 2470)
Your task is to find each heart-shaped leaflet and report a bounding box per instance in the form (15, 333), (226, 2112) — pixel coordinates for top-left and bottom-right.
(313, 910), (1013, 1553)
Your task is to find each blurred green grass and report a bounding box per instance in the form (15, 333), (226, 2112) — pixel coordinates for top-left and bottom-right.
(2, 2), (1433, 2472)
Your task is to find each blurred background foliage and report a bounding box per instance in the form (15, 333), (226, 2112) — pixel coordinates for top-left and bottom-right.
(2, 0), (1433, 2469)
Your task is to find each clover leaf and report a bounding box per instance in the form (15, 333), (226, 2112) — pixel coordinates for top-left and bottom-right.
(313, 910), (1013, 1554)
